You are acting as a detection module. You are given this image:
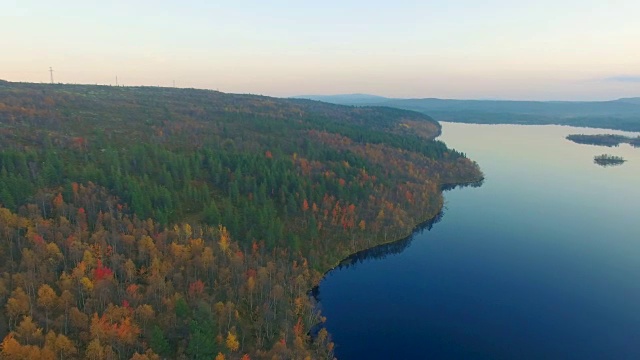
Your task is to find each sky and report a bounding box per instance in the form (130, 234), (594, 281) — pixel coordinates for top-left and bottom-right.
(1, 0), (639, 100)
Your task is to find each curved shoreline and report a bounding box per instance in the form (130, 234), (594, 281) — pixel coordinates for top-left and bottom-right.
(316, 198), (444, 280)
(308, 176), (485, 341)
(312, 177), (484, 285)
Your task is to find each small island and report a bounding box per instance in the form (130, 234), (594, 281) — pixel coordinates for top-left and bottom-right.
(594, 154), (626, 167)
(567, 134), (640, 148)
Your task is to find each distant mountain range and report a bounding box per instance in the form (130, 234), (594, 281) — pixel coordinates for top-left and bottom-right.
(618, 97), (640, 105)
(294, 94), (640, 132)
(295, 93), (389, 105)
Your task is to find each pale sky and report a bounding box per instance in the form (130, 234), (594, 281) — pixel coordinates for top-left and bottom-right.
(2, 0), (639, 100)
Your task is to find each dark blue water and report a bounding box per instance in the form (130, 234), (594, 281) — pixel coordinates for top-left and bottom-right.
(316, 123), (640, 360)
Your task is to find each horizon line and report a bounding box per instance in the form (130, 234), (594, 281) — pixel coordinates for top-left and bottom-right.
(2, 79), (638, 103)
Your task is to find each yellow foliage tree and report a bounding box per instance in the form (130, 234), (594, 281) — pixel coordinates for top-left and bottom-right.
(15, 316), (43, 345)
(85, 338), (104, 360)
(81, 276), (94, 292)
(226, 331), (239, 352)
(54, 333), (77, 358)
(1, 333), (25, 360)
(218, 225), (230, 254)
(37, 284), (58, 330)
(6, 287), (30, 328)
(359, 219), (366, 231)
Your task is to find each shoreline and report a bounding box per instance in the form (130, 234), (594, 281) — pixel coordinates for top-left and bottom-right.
(306, 175), (484, 344)
(312, 176), (484, 285)
(316, 198), (444, 281)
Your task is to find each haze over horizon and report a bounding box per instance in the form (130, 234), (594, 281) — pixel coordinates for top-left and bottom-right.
(2, 0), (639, 101)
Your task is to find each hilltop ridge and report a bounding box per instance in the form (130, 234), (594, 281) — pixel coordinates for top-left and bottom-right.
(297, 94), (640, 132)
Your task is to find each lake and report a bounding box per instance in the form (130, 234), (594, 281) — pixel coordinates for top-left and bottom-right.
(315, 123), (640, 359)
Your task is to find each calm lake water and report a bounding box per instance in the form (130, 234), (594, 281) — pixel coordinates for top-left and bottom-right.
(316, 123), (640, 360)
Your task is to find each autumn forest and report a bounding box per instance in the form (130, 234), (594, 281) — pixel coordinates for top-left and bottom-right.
(0, 81), (482, 359)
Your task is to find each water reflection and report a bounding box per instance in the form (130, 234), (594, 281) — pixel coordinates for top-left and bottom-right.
(326, 180), (484, 272)
(440, 179), (484, 192)
(311, 211), (443, 303)
(317, 123), (640, 360)
(337, 211), (443, 270)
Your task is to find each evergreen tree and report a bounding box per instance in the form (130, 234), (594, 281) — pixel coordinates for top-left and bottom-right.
(149, 325), (172, 357)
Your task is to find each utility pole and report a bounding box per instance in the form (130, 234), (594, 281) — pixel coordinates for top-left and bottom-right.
(49, 67), (54, 84)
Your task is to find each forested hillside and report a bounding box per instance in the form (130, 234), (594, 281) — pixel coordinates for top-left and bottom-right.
(0, 81), (481, 359)
(298, 94), (640, 132)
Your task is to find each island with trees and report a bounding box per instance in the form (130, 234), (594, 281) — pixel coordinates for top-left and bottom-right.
(566, 134), (640, 147)
(0, 81), (482, 359)
(594, 154), (626, 167)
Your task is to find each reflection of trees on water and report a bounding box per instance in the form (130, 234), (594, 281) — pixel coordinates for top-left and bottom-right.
(440, 179), (484, 192)
(330, 179), (485, 272)
(310, 179), (484, 329)
(335, 210), (444, 270)
(308, 212), (446, 335)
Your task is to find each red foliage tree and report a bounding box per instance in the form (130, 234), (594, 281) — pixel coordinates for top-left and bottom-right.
(93, 260), (114, 281)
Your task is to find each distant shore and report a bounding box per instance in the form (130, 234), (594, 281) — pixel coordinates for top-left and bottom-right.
(567, 134), (640, 148)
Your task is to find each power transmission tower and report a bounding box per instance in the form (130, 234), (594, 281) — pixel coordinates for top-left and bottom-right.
(49, 67), (54, 84)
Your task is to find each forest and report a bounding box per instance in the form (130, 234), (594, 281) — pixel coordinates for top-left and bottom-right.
(300, 94), (640, 132)
(0, 81), (482, 359)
